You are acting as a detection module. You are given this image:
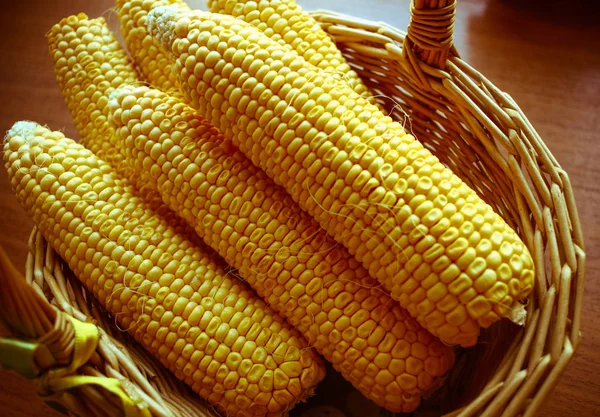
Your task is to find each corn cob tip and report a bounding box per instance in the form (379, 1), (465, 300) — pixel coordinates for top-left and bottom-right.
(108, 87), (130, 103)
(146, 5), (182, 50)
(6, 121), (39, 145)
(115, 0), (191, 92)
(509, 302), (527, 326)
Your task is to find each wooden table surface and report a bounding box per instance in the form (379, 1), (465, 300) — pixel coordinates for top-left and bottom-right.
(0, 0), (598, 415)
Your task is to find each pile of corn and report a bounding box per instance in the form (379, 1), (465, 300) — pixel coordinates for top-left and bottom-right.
(3, 0), (534, 415)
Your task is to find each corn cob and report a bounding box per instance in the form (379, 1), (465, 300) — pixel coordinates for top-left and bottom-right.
(147, 7), (535, 348)
(207, 0), (374, 102)
(116, 0), (191, 92)
(49, 8), (452, 411)
(4, 121), (325, 417)
(108, 85), (455, 412)
(47, 13), (193, 236)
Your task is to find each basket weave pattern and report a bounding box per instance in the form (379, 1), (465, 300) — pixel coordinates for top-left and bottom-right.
(0, 1), (584, 416)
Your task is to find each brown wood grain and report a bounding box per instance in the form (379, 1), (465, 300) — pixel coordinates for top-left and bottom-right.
(0, 0), (598, 416)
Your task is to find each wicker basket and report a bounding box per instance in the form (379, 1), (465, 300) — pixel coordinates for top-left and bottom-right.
(0, 1), (585, 416)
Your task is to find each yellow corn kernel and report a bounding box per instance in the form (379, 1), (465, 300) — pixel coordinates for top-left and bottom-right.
(47, 13), (192, 237)
(116, 0), (190, 92)
(4, 121), (325, 417)
(147, 7), (535, 348)
(208, 0), (375, 102)
(108, 86), (455, 413)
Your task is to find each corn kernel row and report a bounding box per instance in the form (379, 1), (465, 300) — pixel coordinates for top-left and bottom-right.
(4, 121), (325, 417)
(147, 7), (535, 347)
(208, 0), (374, 102)
(116, 0), (191, 92)
(47, 13), (193, 236)
(108, 85), (455, 412)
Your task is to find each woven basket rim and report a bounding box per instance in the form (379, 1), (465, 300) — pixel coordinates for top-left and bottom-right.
(0, 3), (585, 417)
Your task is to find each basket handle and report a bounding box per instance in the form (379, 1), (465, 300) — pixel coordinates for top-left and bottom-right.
(406, 0), (457, 69)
